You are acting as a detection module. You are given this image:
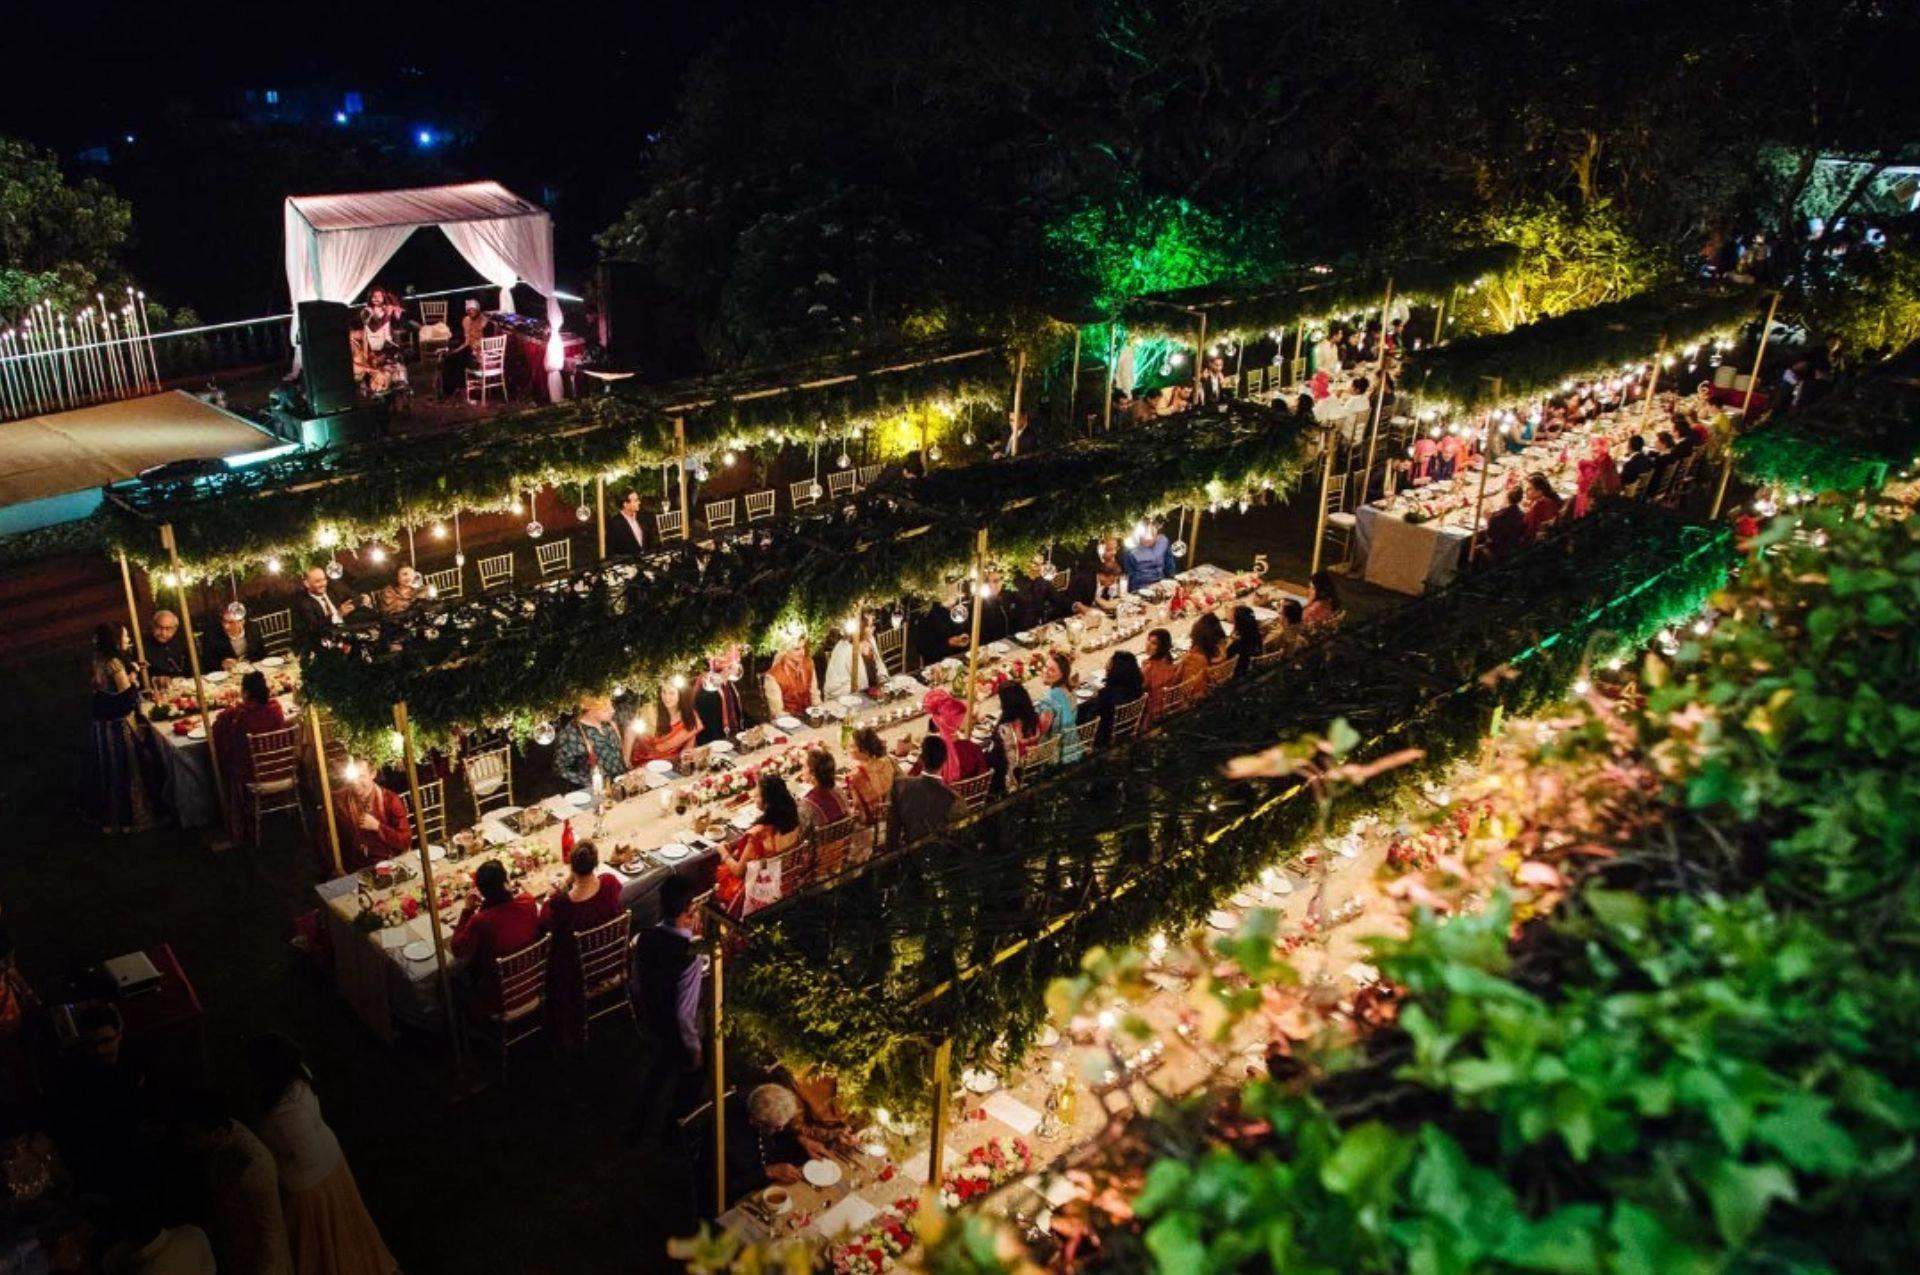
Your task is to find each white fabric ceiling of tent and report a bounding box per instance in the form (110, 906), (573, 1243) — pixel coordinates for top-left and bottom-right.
(283, 180), (565, 391)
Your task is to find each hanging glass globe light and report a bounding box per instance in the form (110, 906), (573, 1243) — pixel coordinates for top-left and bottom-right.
(454, 552), (466, 567)
(225, 600), (248, 623)
(527, 520), (544, 539)
(1038, 561), (1057, 583)
(325, 561), (344, 580)
(963, 430), (975, 446)
(890, 610), (904, 630)
(575, 503), (592, 522)
(837, 451), (852, 469)
(809, 481), (824, 500)
(928, 446), (943, 463)
(949, 601), (970, 625)
(532, 721), (557, 747)
(1170, 539), (1189, 559)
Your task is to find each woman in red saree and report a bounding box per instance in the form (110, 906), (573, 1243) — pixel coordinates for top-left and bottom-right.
(629, 678), (702, 768)
(539, 842), (624, 1047)
(212, 670), (286, 842)
(1573, 436), (1620, 517)
(919, 689), (988, 783)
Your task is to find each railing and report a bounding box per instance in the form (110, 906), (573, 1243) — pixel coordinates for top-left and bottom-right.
(0, 282), (506, 423)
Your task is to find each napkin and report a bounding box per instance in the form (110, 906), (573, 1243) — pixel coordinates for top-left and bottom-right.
(900, 1146), (958, 1184)
(810, 1194), (879, 1241)
(982, 1092), (1042, 1135)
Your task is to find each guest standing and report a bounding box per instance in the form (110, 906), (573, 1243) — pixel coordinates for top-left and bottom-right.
(629, 877), (704, 1144)
(888, 737), (957, 850)
(539, 843), (624, 1049)
(605, 489), (648, 557)
(178, 1090), (292, 1275)
(87, 624), (156, 834)
(247, 1034), (397, 1275)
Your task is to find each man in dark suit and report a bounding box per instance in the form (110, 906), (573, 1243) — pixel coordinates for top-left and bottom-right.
(1483, 486), (1529, 559)
(201, 610), (261, 669)
(629, 876), (704, 1144)
(606, 489), (647, 557)
(887, 736), (958, 851)
(1618, 434), (1654, 488)
(290, 566), (358, 652)
(144, 610), (191, 678)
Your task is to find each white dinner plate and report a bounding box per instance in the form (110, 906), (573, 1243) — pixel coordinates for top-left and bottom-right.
(645, 759), (675, 774)
(187, 726), (207, 741)
(775, 715), (803, 731)
(402, 940), (434, 962)
(961, 1068), (1001, 1094)
(202, 670), (228, 684)
(428, 844), (447, 862)
(837, 694), (865, 709)
(1207, 910), (1237, 931)
(257, 656), (285, 668)
(566, 789), (593, 807)
(656, 843), (691, 862)
(729, 807), (761, 831)
(802, 1159), (843, 1188)
(707, 739), (735, 754)
(1074, 687), (1095, 700)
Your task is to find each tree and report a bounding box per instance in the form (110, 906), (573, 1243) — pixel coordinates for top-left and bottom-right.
(0, 136), (134, 316)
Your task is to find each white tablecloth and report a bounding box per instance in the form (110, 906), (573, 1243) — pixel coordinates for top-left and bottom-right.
(1353, 505), (1470, 595)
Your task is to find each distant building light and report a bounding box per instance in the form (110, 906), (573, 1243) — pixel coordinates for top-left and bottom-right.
(264, 89), (279, 104)
(415, 128), (436, 148)
(334, 111), (349, 125)
(123, 134), (135, 144)
(344, 92), (364, 114)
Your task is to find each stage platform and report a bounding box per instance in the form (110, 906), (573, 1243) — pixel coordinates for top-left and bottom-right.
(0, 392), (288, 536)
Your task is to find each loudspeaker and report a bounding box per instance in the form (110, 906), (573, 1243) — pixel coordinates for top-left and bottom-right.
(298, 301), (357, 415)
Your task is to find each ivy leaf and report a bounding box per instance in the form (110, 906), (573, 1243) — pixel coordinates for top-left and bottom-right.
(1319, 1121), (1409, 1199)
(1584, 888), (1648, 938)
(1754, 1094), (1860, 1175)
(1606, 1203), (1719, 1275)
(1144, 1212), (1207, 1273)
(1132, 1159), (1192, 1218)
(1327, 717), (1361, 757)
(1493, 1205), (1605, 1274)
(1699, 1159), (1796, 1247)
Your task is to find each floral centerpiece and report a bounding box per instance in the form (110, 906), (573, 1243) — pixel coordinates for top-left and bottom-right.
(824, 1137), (1035, 1274)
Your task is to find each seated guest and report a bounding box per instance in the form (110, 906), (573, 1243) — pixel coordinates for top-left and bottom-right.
(987, 682), (1044, 794)
(1484, 485), (1529, 559)
(440, 299), (492, 395)
(723, 1084), (832, 1205)
(1619, 434), (1655, 487)
(212, 670), (287, 841)
(1182, 612), (1227, 693)
(539, 842), (625, 1048)
(1140, 628), (1181, 725)
(332, 758), (411, 870)
(451, 860), (542, 1018)
(888, 736), (957, 850)
(1013, 557), (1060, 630)
(1226, 606), (1263, 677)
(201, 609), (260, 670)
(920, 688), (989, 783)
(1302, 571), (1343, 629)
(1574, 437), (1619, 517)
(694, 652), (753, 744)
(823, 615), (881, 700)
(1523, 474), (1565, 539)
(1080, 649), (1145, 748)
(715, 775), (804, 911)
(629, 678), (701, 767)
(606, 489), (648, 557)
(1073, 538), (1128, 615)
(554, 697), (629, 789)
(1035, 651), (1081, 761)
(800, 747), (850, 828)
(1650, 431), (1680, 478)
(376, 565), (423, 619)
(1669, 420), (1699, 459)
(290, 567), (357, 652)
(845, 727), (899, 825)
(146, 609), (191, 678)
(1122, 521), (1172, 591)
(914, 587), (972, 666)
(762, 638), (818, 717)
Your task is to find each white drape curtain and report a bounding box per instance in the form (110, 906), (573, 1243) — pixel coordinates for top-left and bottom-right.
(284, 185), (566, 391)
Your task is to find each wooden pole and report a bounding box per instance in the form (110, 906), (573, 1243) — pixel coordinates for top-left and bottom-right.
(927, 1037), (954, 1187)
(1067, 329), (1082, 432)
(405, 524), (416, 568)
(1309, 424), (1339, 577)
(1433, 294), (1447, 345)
(1355, 280), (1396, 510)
(1640, 336), (1668, 431)
(1711, 293), (1781, 520)
(1188, 506), (1203, 567)
(1193, 312), (1208, 395)
(595, 476), (607, 560)
(117, 551), (148, 672)
(1291, 326), (1305, 387)
(674, 416), (691, 532)
(961, 528), (989, 734)
(710, 935), (727, 1213)
(1465, 378), (1503, 563)
(160, 525), (226, 833)
(1101, 327), (1118, 434)
(1007, 350), (1027, 456)
(1232, 334), (1245, 395)
(309, 709), (344, 878)
(393, 701), (465, 1064)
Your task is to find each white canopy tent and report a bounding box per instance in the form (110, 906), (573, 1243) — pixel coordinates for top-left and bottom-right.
(283, 180), (567, 396)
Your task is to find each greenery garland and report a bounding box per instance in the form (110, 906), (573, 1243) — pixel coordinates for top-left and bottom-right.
(725, 507), (1734, 1114)
(1119, 245), (1521, 342)
(1410, 285), (1761, 411)
(299, 402), (1314, 746)
(100, 341), (1006, 577)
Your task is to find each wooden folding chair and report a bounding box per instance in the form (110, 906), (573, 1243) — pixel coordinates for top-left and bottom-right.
(1206, 659), (1237, 691)
(462, 744), (515, 820)
(789, 478), (822, 510)
(744, 490), (777, 523)
(1067, 719), (1102, 759)
(477, 552), (515, 592)
(1250, 646), (1291, 672)
(404, 777), (448, 850)
(873, 625), (905, 675)
(245, 724), (307, 845)
(856, 464), (883, 490)
(827, 469), (857, 499)
(254, 608), (294, 656)
(811, 816), (857, 882)
(1110, 695), (1148, 742)
(951, 771), (993, 813)
(423, 566), (462, 602)
(479, 937), (550, 1083)
(705, 498), (737, 531)
(465, 334), (509, 405)
(535, 540), (572, 581)
(1015, 735), (1062, 786)
(655, 510), (686, 543)
(573, 911), (636, 1050)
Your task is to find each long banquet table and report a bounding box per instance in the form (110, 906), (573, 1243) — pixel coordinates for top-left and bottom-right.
(314, 566), (1292, 1040)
